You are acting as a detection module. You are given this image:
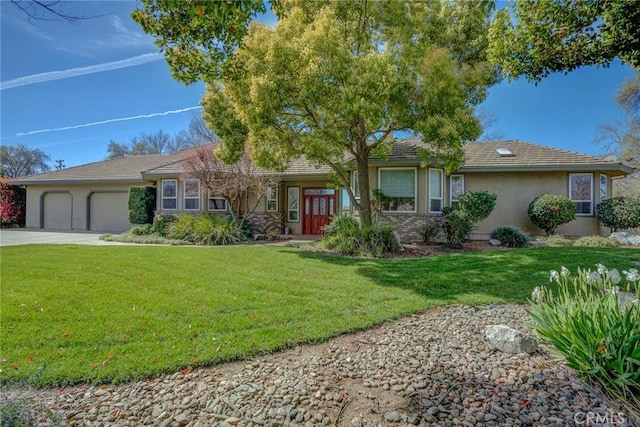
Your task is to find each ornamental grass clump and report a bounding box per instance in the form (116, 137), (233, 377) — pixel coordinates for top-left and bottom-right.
(321, 212), (400, 256)
(529, 264), (640, 419)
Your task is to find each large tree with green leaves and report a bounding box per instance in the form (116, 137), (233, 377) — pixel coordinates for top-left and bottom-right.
(134, 0), (498, 226)
(488, 0), (639, 82)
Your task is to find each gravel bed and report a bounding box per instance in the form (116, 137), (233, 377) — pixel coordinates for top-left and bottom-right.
(1, 305), (634, 426)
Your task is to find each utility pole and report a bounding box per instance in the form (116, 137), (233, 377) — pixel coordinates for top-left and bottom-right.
(55, 159), (65, 170)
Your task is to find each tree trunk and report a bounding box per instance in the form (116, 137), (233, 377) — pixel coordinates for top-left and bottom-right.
(356, 155), (373, 227)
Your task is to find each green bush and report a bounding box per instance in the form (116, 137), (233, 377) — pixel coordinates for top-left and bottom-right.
(418, 222), (440, 243)
(490, 226), (531, 247)
(540, 235), (574, 247)
(167, 214), (246, 245)
(442, 208), (474, 248)
(128, 187), (156, 225)
(597, 196), (640, 231)
(322, 213), (400, 256)
(574, 235), (620, 247)
(529, 265), (640, 418)
(528, 194), (576, 235)
(456, 190), (497, 223)
(152, 214), (177, 237)
(129, 224), (154, 236)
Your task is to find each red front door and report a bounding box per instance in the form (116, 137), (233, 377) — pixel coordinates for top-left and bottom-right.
(303, 189), (336, 234)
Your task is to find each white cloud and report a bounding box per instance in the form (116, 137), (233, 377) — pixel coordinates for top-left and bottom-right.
(0, 53), (164, 90)
(15, 107), (203, 136)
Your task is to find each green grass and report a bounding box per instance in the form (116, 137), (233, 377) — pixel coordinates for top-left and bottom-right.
(1, 245), (639, 387)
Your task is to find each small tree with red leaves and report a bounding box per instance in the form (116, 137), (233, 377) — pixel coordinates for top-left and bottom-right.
(0, 179), (26, 228)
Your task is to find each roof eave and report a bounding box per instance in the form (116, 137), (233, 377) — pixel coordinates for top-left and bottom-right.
(458, 163), (635, 176)
(9, 177), (151, 186)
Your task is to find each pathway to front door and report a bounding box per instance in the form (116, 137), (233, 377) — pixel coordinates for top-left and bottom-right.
(303, 189), (336, 234)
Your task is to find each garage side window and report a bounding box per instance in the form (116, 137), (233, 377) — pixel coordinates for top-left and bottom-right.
(161, 179), (177, 210)
(184, 179), (201, 211)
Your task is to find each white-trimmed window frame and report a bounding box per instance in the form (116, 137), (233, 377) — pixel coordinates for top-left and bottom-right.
(287, 186), (300, 222)
(450, 174), (465, 207)
(428, 168), (444, 213)
(378, 167), (418, 213)
(266, 185), (278, 212)
(161, 179), (178, 210)
(599, 174), (608, 202)
(183, 179), (201, 211)
(351, 171), (361, 200)
(340, 187), (352, 211)
(207, 192), (228, 212)
(569, 173), (594, 216)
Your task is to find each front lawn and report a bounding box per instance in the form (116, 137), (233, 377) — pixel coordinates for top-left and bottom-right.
(1, 245), (638, 387)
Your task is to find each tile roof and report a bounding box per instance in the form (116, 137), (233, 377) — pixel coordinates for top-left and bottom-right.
(9, 139), (634, 185)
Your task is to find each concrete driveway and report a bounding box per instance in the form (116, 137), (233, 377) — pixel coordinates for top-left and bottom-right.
(0, 229), (128, 246)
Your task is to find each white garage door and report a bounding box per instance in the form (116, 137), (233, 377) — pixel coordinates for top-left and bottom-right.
(43, 192), (72, 230)
(90, 192), (131, 232)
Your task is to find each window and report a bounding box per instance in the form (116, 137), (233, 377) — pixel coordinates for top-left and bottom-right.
(351, 171), (360, 199)
(600, 175), (608, 202)
(183, 179), (200, 211)
(450, 174), (464, 206)
(208, 193), (228, 211)
(340, 187), (351, 211)
(287, 186), (300, 222)
(428, 168), (444, 213)
(569, 173), (593, 215)
(266, 185), (278, 212)
(161, 179), (177, 210)
(378, 168), (416, 212)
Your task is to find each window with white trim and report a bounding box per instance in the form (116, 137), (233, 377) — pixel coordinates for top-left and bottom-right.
(208, 193), (228, 211)
(340, 187), (352, 211)
(428, 168), (444, 213)
(450, 174), (464, 206)
(266, 185), (278, 212)
(351, 171), (360, 199)
(287, 187), (300, 222)
(569, 173), (593, 215)
(378, 168), (416, 212)
(599, 175), (608, 202)
(183, 179), (201, 211)
(161, 179), (177, 210)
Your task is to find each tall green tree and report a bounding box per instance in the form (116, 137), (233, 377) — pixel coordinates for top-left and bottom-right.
(488, 0), (640, 81)
(203, 1), (497, 226)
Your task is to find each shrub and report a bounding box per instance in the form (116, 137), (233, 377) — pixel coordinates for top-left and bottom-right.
(442, 208), (474, 248)
(456, 190), (497, 223)
(490, 226), (531, 247)
(540, 235), (574, 247)
(574, 235), (620, 247)
(167, 214), (246, 245)
(0, 179), (26, 228)
(152, 214), (177, 237)
(418, 222), (440, 243)
(129, 224), (154, 236)
(597, 196), (640, 231)
(0, 399), (37, 427)
(529, 265), (640, 418)
(528, 194), (576, 235)
(128, 187), (156, 225)
(322, 213), (400, 256)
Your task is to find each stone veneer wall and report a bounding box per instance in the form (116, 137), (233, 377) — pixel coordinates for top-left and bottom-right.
(247, 212), (284, 236)
(378, 213), (444, 243)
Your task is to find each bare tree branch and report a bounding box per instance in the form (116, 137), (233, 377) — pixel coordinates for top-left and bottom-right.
(10, 0), (105, 23)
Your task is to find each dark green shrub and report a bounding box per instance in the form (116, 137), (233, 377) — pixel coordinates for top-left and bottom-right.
(321, 213), (400, 256)
(128, 187), (156, 225)
(152, 214), (177, 237)
(490, 226), (531, 247)
(530, 265), (640, 417)
(528, 194), (576, 235)
(442, 207), (474, 248)
(456, 190), (497, 223)
(418, 222), (440, 243)
(597, 196), (640, 231)
(573, 235), (620, 247)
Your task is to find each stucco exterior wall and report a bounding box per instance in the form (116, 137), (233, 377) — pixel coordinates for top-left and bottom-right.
(24, 183), (135, 232)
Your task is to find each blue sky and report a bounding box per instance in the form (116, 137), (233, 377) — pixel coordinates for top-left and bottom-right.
(0, 1), (636, 168)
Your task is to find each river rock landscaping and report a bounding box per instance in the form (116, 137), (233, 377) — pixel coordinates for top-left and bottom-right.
(1, 304), (632, 426)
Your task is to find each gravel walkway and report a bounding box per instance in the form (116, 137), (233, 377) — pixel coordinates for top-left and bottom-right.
(1, 305), (633, 426)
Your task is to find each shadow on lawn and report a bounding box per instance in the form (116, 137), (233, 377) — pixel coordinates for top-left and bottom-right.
(286, 246), (640, 305)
